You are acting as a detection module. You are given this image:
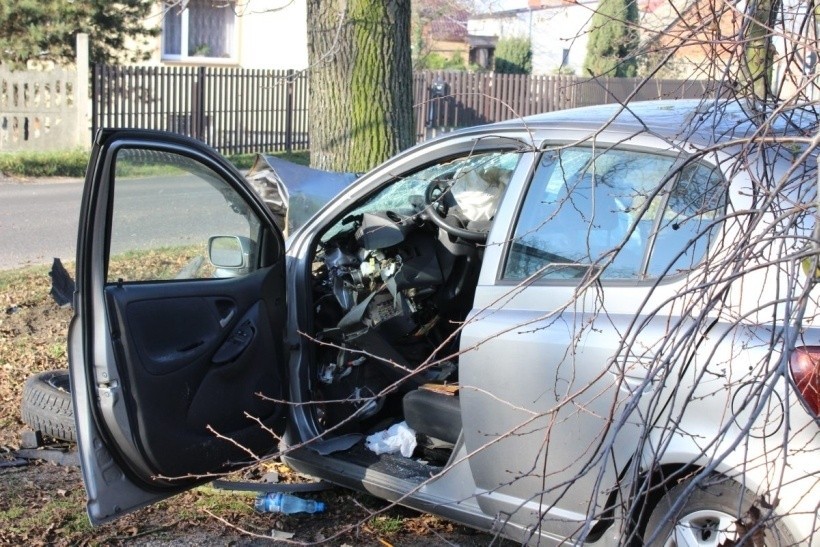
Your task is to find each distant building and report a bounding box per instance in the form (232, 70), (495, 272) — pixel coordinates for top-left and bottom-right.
(426, 12), (470, 61)
(467, 0), (600, 75)
(639, 0), (818, 100)
(638, 0), (736, 79)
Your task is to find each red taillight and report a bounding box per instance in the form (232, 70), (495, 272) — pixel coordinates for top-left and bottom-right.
(789, 346), (820, 417)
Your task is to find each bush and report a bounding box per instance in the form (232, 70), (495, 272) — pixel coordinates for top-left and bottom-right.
(583, 0), (639, 77)
(416, 52), (466, 71)
(0, 150), (89, 178)
(494, 37), (532, 74)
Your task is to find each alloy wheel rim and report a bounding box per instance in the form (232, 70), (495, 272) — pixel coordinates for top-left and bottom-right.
(663, 509), (737, 547)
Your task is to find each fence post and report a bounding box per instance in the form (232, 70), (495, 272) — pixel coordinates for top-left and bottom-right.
(75, 33), (91, 148)
(285, 69), (294, 154)
(193, 66), (206, 141)
(91, 64), (99, 140)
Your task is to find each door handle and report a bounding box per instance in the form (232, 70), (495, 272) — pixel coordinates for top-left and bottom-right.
(214, 298), (236, 328)
(212, 319), (256, 364)
(608, 357), (657, 394)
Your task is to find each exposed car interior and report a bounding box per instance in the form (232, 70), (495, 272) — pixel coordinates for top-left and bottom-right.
(301, 145), (727, 474)
(306, 151), (518, 467)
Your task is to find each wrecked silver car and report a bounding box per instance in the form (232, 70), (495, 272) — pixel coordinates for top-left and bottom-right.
(70, 101), (820, 545)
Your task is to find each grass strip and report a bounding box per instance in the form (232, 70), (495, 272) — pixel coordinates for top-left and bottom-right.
(0, 149), (310, 178)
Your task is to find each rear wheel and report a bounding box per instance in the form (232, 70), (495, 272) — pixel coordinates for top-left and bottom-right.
(644, 476), (794, 546)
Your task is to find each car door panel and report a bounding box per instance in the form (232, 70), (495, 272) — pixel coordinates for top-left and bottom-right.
(71, 129), (288, 523)
(110, 294), (224, 375)
(459, 143), (725, 539)
(103, 268), (286, 478)
(459, 290), (634, 540)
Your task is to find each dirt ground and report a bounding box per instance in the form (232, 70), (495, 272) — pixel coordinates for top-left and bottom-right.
(0, 265), (500, 545)
(0, 455), (497, 546)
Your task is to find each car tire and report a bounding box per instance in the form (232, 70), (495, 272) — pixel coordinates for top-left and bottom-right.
(644, 475), (795, 546)
(20, 370), (76, 443)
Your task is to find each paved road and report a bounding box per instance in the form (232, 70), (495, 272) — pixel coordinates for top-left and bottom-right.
(1, 174), (254, 271)
(1, 177), (84, 270)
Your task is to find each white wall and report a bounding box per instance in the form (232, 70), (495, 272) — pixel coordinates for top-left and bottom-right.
(0, 35), (90, 152)
(473, 0), (530, 13)
(237, 0), (308, 69)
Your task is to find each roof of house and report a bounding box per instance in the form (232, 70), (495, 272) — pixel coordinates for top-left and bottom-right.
(429, 16), (469, 42)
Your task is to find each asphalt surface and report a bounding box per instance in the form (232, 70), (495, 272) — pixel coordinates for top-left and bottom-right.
(1, 173), (251, 271)
(1, 176), (84, 270)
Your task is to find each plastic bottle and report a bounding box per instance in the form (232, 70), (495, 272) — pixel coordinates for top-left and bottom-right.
(254, 492), (326, 515)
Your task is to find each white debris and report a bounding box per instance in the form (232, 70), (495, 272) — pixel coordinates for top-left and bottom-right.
(365, 421), (417, 458)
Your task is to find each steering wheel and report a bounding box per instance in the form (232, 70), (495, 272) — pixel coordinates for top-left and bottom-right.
(423, 179), (488, 242)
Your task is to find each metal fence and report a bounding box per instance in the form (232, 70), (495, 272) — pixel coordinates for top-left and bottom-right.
(92, 65), (309, 155)
(92, 65), (715, 155)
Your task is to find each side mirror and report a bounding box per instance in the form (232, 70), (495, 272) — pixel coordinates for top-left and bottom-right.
(208, 236), (250, 271)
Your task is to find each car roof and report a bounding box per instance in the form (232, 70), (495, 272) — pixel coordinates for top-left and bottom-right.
(483, 99), (819, 149)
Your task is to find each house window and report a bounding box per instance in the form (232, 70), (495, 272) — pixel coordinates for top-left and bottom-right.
(561, 48), (570, 67)
(162, 0), (236, 60)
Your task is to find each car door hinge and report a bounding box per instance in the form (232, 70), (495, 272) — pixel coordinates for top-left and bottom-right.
(98, 384), (119, 405)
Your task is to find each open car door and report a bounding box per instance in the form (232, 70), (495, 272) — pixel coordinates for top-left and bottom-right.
(68, 130), (288, 524)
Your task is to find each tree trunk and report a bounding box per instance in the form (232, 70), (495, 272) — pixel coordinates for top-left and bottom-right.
(307, 0), (414, 172)
(743, 0), (780, 101)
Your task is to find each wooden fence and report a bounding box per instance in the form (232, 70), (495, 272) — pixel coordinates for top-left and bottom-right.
(92, 66), (716, 155)
(413, 71), (715, 140)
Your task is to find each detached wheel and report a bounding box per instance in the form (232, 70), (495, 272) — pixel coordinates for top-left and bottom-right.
(20, 370), (75, 442)
(644, 476), (795, 546)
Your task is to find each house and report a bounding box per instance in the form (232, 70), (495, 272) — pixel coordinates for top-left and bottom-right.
(637, 0), (738, 79)
(772, 0), (819, 101)
(639, 0), (817, 101)
(427, 16), (470, 62)
(139, 0), (309, 69)
(466, 0), (731, 77)
(413, 0), (471, 68)
(467, 0), (600, 75)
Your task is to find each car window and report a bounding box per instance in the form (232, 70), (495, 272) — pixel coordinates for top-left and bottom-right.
(503, 147), (725, 281)
(106, 148), (261, 283)
(320, 150), (521, 242)
(645, 163), (725, 277)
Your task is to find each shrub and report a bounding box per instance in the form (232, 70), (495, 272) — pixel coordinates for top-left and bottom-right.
(494, 37), (532, 74)
(0, 150), (89, 178)
(583, 0), (639, 77)
(416, 52), (466, 71)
